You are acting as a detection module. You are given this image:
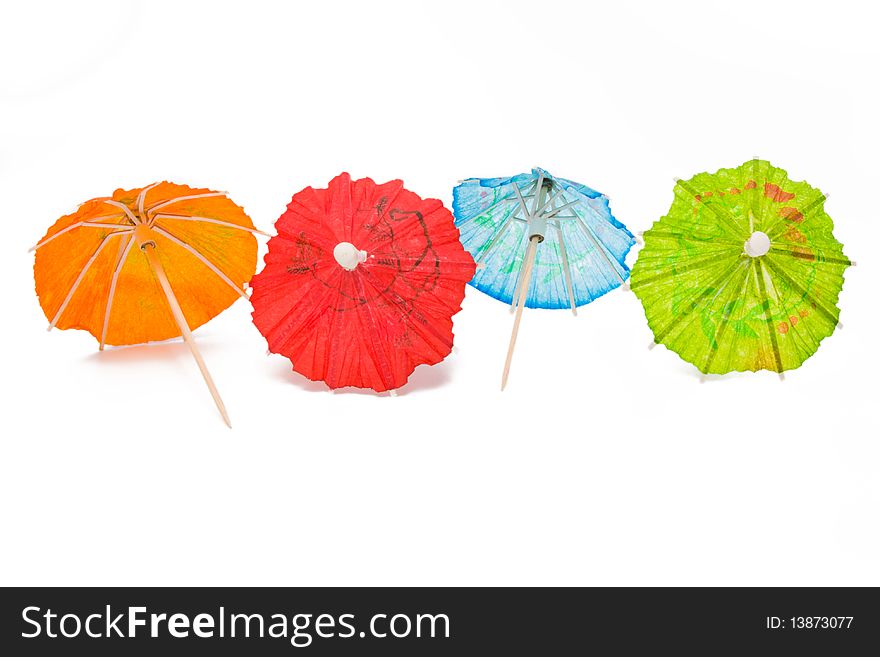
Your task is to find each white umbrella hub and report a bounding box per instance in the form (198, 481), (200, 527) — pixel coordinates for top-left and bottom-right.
(744, 231), (771, 257)
(333, 241), (368, 270)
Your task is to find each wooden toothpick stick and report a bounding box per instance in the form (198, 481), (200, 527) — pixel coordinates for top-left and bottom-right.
(501, 235), (540, 391)
(140, 236), (231, 427)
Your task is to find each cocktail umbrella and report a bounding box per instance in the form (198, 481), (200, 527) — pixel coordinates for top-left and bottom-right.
(250, 173), (475, 393)
(32, 182), (263, 425)
(630, 159), (852, 376)
(453, 167), (634, 389)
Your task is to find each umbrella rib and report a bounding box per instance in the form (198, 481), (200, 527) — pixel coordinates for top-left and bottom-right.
(151, 226), (249, 301)
(367, 253), (476, 269)
(761, 257), (841, 327)
(136, 182), (162, 221)
(352, 276), (399, 391)
(82, 222), (132, 230)
(517, 179), (539, 203)
(554, 221), (578, 315)
(511, 180), (533, 220)
(29, 217), (127, 251)
(765, 194), (827, 241)
(752, 259), (785, 372)
(629, 250), (740, 289)
(455, 196), (516, 227)
(652, 257), (746, 344)
(48, 234), (120, 329)
(762, 260), (813, 359)
(542, 199), (579, 220)
(504, 177), (545, 310)
(749, 158), (762, 234)
(575, 215), (627, 287)
(473, 210), (517, 264)
(99, 234), (136, 350)
(314, 280), (345, 386)
(152, 212), (272, 236)
(358, 268), (454, 354)
(535, 187), (565, 217)
(643, 230), (741, 248)
(558, 187), (627, 288)
(145, 192), (228, 218)
(763, 255), (793, 338)
(530, 172), (544, 216)
(101, 200), (140, 224)
(349, 274), (406, 391)
(261, 276), (340, 355)
(675, 178), (746, 237)
(745, 158), (765, 236)
(701, 260), (751, 372)
(767, 247), (852, 267)
(453, 178), (536, 228)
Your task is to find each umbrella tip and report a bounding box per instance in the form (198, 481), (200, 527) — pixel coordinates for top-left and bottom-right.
(699, 374), (706, 384)
(648, 341), (656, 350)
(778, 372), (786, 382)
(388, 389), (398, 397)
(836, 321), (844, 330)
(572, 308), (578, 317)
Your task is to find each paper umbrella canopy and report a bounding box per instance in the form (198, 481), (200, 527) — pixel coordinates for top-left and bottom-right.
(33, 182), (262, 425)
(250, 173), (476, 392)
(630, 159), (852, 375)
(452, 168), (634, 388)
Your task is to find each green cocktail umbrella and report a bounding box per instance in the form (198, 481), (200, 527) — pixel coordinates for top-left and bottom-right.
(631, 159), (852, 376)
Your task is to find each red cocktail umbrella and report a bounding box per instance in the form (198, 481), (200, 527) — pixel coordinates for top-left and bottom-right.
(250, 173), (475, 392)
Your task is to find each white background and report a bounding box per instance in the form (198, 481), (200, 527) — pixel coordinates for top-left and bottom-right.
(1, 1), (878, 586)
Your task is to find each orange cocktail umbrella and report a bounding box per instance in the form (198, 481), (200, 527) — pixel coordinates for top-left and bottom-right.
(32, 182), (264, 426)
